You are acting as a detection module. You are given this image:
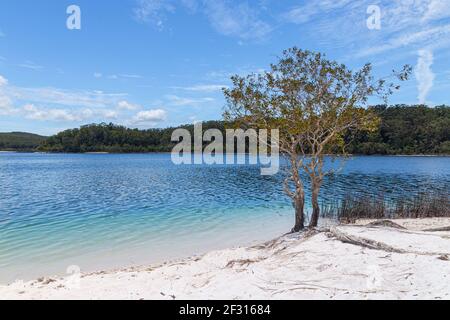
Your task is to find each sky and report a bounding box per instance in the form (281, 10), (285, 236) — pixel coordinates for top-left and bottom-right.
(0, 0), (449, 136)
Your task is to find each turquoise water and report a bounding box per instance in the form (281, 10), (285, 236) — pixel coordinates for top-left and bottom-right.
(0, 153), (449, 283)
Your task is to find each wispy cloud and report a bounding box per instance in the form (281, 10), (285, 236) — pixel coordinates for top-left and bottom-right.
(22, 104), (120, 122)
(9, 87), (127, 109)
(356, 24), (450, 57)
(172, 84), (228, 92)
(18, 61), (44, 71)
(3, 64), (175, 128)
(0, 75), (8, 86)
(107, 74), (143, 80)
(133, 0), (175, 29)
(0, 75), (15, 115)
(422, 0), (450, 22)
(282, 0), (450, 59)
(165, 94), (214, 106)
(0, 73), (167, 125)
(133, 0), (273, 41)
(201, 0), (272, 41)
(283, 0), (353, 24)
(415, 49), (435, 104)
(119, 74), (143, 79)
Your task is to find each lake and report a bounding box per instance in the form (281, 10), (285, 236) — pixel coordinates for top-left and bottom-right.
(0, 153), (449, 283)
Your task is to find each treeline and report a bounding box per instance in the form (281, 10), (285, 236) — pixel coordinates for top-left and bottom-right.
(31, 105), (450, 155)
(347, 105), (450, 155)
(0, 132), (47, 151)
(38, 121), (226, 153)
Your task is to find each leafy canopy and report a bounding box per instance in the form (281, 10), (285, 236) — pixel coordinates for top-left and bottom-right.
(223, 47), (411, 155)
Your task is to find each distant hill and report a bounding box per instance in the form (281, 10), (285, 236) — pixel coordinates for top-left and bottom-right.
(0, 132), (47, 151)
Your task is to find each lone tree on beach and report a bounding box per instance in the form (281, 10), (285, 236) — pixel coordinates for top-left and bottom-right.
(223, 47), (411, 231)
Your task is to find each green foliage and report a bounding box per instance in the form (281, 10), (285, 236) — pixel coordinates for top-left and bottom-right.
(347, 105), (450, 155)
(0, 132), (47, 151)
(2, 106), (449, 154)
(37, 121), (226, 153)
(223, 47), (410, 157)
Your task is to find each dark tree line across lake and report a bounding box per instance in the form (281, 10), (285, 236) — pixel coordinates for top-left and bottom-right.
(1, 105), (449, 155)
(0, 132), (47, 152)
(346, 105), (450, 155)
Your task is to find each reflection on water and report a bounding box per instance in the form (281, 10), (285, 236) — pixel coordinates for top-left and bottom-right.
(0, 153), (448, 283)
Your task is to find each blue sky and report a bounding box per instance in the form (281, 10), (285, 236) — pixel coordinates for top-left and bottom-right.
(0, 0), (449, 135)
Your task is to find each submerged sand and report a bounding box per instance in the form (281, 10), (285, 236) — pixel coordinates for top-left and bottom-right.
(1, 218), (450, 300)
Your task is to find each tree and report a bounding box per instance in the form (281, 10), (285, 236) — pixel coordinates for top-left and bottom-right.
(223, 47), (411, 231)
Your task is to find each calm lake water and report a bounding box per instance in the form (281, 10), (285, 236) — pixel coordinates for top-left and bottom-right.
(0, 153), (449, 283)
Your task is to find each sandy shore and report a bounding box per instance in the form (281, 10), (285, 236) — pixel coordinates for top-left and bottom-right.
(1, 218), (450, 300)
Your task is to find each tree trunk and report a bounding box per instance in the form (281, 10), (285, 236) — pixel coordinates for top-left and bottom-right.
(292, 191), (305, 232)
(309, 185), (320, 228)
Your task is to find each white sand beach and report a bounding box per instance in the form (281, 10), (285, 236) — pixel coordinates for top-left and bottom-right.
(1, 218), (450, 300)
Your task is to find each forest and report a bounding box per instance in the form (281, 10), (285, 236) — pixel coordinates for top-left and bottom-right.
(0, 132), (47, 152)
(2, 105), (449, 155)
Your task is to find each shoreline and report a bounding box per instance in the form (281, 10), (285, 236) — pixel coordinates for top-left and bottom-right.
(0, 209), (295, 285)
(1, 150), (450, 157)
(2, 217), (450, 300)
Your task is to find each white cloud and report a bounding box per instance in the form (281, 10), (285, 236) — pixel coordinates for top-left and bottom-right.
(281, 0), (450, 58)
(0, 74), (15, 115)
(0, 93), (14, 114)
(422, 0), (450, 22)
(133, 0), (272, 41)
(9, 86), (127, 109)
(22, 104), (119, 122)
(94, 72), (103, 78)
(132, 109), (167, 123)
(102, 110), (119, 119)
(357, 24), (450, 57)
(0, 76), (144, 124)
(117, 100), (141, 110)
(415, 49), (435, 104)
(202, 0), (272, 41)
(119, 74), (143, 79)
(174, 84), (227, 92)
(18, 61), (44, 71)
(0, 29), (5, 37)
(165, 94), (214, 106)
(107, 74), (142, 80)
(0, 75), (8, 86)
(283, 0), (353, 24)
(23, 104), (86, 122)
(133, 0), (175, 29)
(181, 0), (198, 13)
(0, 95), (13, 111)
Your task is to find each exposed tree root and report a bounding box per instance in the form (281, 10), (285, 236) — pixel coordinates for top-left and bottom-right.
(252, 229), (319, 251)
(225, 258), (265, 268)
(423, 226), (450, 232)
(365, 220), (406, 229)
(327, 227), (406, 253)
(328, 227), (450, 257)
